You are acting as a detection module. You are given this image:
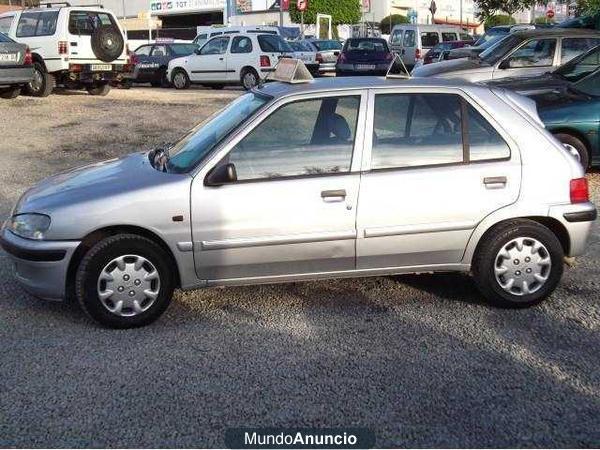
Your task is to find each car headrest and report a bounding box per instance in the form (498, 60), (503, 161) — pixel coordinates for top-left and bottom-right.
(330, 113), (351, 141)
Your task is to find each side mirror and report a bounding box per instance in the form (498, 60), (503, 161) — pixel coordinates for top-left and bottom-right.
(498, 59), (510, 70)
(205, 163), (237, 186)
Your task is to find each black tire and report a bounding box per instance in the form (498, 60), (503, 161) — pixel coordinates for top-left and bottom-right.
(0, 86), (21, 99)
(75, 234), (175, 328)
(171, 68), (190, 90)
(159, 69), (171, 88)
(554, 133), (590, 170)
(150, 80), (162, 88)
(25, 62), (55, 97)
(91, 25), (125, 63)
(116, 80), (132, 89)
(472, 219), (564, 308)
(87, 83), (111, 96)
(210, 84), (225, 90)
(240, 67), (259, 90)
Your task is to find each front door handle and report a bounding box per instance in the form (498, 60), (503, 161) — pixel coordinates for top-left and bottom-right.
(484, 176), (507, 189)
(321, 189), (347, 201)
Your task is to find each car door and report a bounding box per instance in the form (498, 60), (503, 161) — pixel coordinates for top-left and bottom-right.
(187, 36), (230, 83)
(389, 28), (403, 54)
(356, 89), (520, 269)
(493, 38), (558, 80)
(227, 35), (253, 82)
(190, 91), (367, 282)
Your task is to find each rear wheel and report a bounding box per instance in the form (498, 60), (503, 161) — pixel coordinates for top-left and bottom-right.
(75, 234), (175, 328)
(555, 133), (590, 170)
(0, 86), (21, 99)
(25, 62), (55, 97)
(172, 68), (190, 90)
(87, 82), (111, 96)
(473, 219), (564, 308)
(240, 68), (259, 90)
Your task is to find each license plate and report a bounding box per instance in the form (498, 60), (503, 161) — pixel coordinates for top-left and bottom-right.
(356, 64), (376, 70)
(138, 63), (159, 69)
(0, 53), (18, 63)
(91, 64), (112, 71)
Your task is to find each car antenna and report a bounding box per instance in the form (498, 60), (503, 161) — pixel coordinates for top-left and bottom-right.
(386, 53), (411, 79)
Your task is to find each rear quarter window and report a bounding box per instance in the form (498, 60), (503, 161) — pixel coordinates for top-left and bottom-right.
(0, 16), (14, 34)
(69, 11), (117, 35)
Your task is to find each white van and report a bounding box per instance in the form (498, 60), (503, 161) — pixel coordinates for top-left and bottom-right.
(193, 25), (279, 48)
(389, 24), (471, 68)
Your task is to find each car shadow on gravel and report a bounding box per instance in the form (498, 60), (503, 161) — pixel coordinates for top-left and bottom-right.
(392, 272), (487, 306)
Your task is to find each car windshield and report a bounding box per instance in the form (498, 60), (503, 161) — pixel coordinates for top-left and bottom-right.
(555, 45), (600, 82)
(573, 69), (600, 96)
(344, 38), (389, 52)
(0, 32), (12, 43)
(473, 29), (508, 46)
(166, 93), (270, 173)
(479, 35), (521, 64)
(313, 40), (342, 51)
(170, 44), (199, 56)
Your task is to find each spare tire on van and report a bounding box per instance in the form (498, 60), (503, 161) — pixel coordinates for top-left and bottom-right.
(91, 25), (124, 62)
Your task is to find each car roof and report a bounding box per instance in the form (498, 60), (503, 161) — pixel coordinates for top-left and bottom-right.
(256, 76), (486, 98)
(510, 28), (600, 38)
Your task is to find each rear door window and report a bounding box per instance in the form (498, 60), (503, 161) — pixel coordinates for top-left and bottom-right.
(505, 38), (557, 68)
(421, 32), (440, 48)
(135, 45), (152, 56)
(231, 36), (253, 54)
(69, 11), (116, 35)
(16, 11), (57, 37)
(442, 32), (458, 42)
(16, 12), (39, 37)
(561, 37), (600, 64)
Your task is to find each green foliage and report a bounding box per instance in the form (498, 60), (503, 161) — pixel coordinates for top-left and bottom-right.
(578, 0), (600, 15)
(379, 14), (410, 34)
(475, 0), (536, 19)
(534, 16), (554, 24)
(289, 0), (361, 26)
(484, 14), (517, 29)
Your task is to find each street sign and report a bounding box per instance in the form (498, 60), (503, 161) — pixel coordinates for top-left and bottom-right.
(546, 9), (555, 18)
(282, 0), (290, 10)
(297, 0), (308, 12)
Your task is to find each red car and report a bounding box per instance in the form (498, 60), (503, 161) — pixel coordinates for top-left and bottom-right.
(423, 40), (475, 65)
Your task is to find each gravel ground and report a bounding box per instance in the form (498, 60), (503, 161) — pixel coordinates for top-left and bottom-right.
(0, 87), (599, 448)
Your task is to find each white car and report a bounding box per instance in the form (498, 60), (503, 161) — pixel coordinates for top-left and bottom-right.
(193, 25), (280, 48)
(168, 33), (293, 90)
(0, 4), (128, 97)
(287, 40), (320, 76)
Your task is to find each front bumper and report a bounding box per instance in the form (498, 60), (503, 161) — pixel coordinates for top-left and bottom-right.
(548, 202), (597, 257)
(0, 227), (80, 301)
(0, 66), (34, 87)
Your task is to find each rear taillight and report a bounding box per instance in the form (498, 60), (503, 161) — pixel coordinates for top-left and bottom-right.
(23, 47), (32, 65)
(415, 48), (422, 60)
(58, 41), (68, 55)
(260, 55), (271, 67)
(316, 52), (324, 63)
(570, 178), (589, 204)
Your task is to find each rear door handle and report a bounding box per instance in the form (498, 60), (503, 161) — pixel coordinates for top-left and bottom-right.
(321, 189), (347, 201)
(484, 176), (507, 189)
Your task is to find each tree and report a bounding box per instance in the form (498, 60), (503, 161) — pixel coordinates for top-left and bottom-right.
(288, 0), (361, 26)
(484, 14), (516, 28)
(474, 0), (536, 21)
(379, 14), (409, 34)
(578, 0), (600, 15)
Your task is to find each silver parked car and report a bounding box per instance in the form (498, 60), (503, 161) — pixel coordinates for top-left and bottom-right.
(412, 29), (600, 82)
(1, 76), (596, 328)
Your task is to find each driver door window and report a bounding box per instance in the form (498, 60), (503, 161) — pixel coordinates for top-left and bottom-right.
(200, 36), (230, 55)
(504, 38), (557, 68)
(225, 96), (360, 181)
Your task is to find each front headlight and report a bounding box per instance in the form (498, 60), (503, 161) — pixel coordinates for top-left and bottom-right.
(9, 214), (51, 240)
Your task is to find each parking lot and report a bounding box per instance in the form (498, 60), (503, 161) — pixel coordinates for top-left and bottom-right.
(0, 87), (599, 447)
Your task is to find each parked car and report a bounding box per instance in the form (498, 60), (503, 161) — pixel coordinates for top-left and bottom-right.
(287, 40), (319, 76)
(168, 33), (293, 90)
(486, 45), (600, 169)
(309, 39), (342, 73)
(0, 32), (33, 99)
(422, 40), (475, 65)
(389, 24), (472, 69)
(193, 25), (279, 48)
(336, 38), (393, 76)
(558, 13), (600, 30)
(412, 29), (600, 83)
(125, 42), (198, 87)
(472, 24), (535, 47)
(0, 4), (128, 97)
(1, 74), (595, 328)
(446, 34), (507, 61)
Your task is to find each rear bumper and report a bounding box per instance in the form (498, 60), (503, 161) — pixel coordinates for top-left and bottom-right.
(0, 226), (79, 301)
(319, 62), (337, 73)
(336, 63), (389, 76)
(0, 66), (34, 86)
(548, 202), (597, 257)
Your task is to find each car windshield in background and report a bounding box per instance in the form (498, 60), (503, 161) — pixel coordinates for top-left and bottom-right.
(555, 45), (600, 82)
(257, 34), (292, 53)
(69, 11), (116, 35)
(289, 41), (314, 52)
(345, 38), (389, 52)
(479, 35), (521, 64)
(166, 93), (270, 174)
(313, 40), (342, 51)
(169, 44), (199, 56)
(0, 32), (12, 42)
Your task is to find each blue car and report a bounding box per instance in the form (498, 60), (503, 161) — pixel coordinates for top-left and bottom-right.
(126, 42), (199, 87)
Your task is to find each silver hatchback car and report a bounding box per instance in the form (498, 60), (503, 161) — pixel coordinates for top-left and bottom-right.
(1, 76), (596, 328)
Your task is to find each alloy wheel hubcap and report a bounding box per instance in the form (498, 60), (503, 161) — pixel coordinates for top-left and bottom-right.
(30, 69), (43, 92)
(243, 73), (256, 89)
(494, 237), (551, 297)
(174, 73), (185, 88)
(97, 255), (160, 317)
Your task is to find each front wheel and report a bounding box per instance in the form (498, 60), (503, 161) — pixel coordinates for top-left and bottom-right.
(172, 69), (190, 90)
(240, 68), (259, 90)
(87, 83), (111, 96)
(472, 219), (564, 308)
(75, 234), (175, 328)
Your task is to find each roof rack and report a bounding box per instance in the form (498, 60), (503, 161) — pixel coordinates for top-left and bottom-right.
(35, 1), (71, 8)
